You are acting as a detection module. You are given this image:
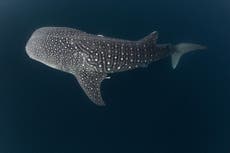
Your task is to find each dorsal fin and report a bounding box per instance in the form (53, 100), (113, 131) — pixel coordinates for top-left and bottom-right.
(139, 31), (158, 44)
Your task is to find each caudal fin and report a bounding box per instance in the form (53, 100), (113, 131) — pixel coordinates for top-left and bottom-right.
(171, 43), (207, 69)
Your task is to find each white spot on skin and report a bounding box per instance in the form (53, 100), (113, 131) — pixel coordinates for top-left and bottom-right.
(106, 76), (111, 79)
(73, 53), (78, 57)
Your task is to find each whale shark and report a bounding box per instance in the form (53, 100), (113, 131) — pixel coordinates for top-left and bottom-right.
(26, 27), (206, 106)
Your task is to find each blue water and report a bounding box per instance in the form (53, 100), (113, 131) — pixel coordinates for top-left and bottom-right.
(0, 0), (230, 152)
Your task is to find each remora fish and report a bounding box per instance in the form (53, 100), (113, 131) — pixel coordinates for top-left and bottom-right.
(26, 27), (206, 106)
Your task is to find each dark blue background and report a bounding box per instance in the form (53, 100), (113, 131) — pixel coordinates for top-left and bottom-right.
(0, 0), (230, 152)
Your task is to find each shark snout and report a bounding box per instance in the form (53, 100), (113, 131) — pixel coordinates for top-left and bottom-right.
(25, 30), (45, 60)
(25, 36), (35, 59)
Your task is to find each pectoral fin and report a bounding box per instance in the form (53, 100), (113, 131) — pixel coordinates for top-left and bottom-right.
(74, 64), (107, 106)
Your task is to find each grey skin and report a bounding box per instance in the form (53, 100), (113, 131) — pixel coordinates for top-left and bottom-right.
(26, 27), (206, 106)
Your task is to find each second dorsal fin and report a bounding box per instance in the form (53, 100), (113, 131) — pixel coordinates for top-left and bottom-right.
(139, 31), (158, 44)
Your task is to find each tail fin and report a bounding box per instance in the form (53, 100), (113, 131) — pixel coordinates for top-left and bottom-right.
(171, 43), (206, 69)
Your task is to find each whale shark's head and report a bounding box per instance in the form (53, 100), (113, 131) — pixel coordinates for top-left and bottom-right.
(26, 28), (61, 70)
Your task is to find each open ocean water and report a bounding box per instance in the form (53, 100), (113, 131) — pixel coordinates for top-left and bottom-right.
(0, 0), (230, 153)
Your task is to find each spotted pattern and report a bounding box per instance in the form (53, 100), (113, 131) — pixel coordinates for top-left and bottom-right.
(26, 27), (173, 105)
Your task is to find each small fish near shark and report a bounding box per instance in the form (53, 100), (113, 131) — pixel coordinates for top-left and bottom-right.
(25, 27), (206, 106)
